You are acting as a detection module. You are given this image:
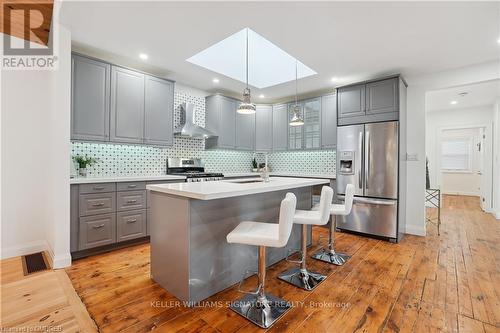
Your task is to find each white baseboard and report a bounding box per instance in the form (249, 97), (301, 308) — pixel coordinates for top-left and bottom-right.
(1, 240), (48, 260)
(405, 224), (426, 236)
(45, 245), (72, 269)
(495, 210), (500, 220)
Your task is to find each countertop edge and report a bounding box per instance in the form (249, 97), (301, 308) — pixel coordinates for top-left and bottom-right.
(70, 175), (187, 184)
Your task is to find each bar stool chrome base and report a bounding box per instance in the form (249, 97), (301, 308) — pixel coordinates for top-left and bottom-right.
(312, 249), (350, 266)
(278, 267), (326, 290)
(230, 293), (292, 329)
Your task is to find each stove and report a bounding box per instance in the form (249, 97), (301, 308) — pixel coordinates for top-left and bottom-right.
(167, 158), (224, 182)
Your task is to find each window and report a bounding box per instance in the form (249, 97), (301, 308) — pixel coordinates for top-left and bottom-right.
(441, 138), (472, 172)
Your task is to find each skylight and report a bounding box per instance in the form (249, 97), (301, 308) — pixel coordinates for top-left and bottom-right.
(187, 28), (317, 89)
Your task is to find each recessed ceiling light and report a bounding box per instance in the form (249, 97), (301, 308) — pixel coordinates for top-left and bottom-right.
(259, 94), (265, 98)
(450, 100), (458, 105)
(139, 53), (148, 60)
(331, 77), (339, 82)
(212, 78), (219, 83)
(497, 38), (500, 44)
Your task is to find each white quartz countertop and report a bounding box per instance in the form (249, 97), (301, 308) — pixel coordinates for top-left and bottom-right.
(147, 177), (329, 200)
(223, 172), (336, 179)
(70, 175), (186, 184)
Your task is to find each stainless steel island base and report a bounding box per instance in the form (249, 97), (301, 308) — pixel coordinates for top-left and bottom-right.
(149, 188), (313, 304)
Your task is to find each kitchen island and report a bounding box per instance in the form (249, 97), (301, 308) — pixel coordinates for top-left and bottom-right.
(147, 177), (329, 303)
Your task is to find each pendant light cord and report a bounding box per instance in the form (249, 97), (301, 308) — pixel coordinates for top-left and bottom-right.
(295, 60), (298, 106)
(246, 28), (249, 89)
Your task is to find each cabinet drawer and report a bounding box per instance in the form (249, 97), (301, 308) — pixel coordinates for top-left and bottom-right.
(117, 190), (146, 211)
(79, 193), (116, 216)
(117, 209), (147, 241)
(117, 181), (146, 191)
(79, 213), (116, 250)
(79, 183), (116, 194)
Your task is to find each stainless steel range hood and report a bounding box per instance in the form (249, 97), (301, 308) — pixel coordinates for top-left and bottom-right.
(174, 103), (217, 139)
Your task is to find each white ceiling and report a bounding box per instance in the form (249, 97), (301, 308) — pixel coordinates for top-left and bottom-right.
(426, 80), (500, 112)
(60, 1), (500, 102)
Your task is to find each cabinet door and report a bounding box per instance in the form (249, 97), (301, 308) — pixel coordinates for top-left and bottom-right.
(321, 94), (337, 149)
(79, 213), (116, 250)
(144, 75), (174, 146)
(337, 84), (365, 118)
(255, 105), (273, 152)
(303, 98), (321, 149)
(71, 55), (110, 141)
(288, 103), (303, 150)
(235, 111), (255, 150)
(365, 78), (398, 114)
(117, 209), (147, 241)
(110, 66), (145, 144)
(272, 104), (288, 151)
(218, 97), (237, 148)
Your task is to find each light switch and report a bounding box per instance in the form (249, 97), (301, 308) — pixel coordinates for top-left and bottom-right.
(406, 153), (418, 161)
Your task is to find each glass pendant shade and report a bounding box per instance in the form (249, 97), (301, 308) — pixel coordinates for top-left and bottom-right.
(237, 88), (256, 114)
(289, 104), (304, 126)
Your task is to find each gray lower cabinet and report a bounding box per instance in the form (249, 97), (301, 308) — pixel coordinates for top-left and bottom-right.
(79, 192), (116, 216)
(144, 75), (174, 145)
(255, 105), (273, 152)
(79, 213), (116, 250)
(117, 210), (147, 242)
(117, 190), (146, 211)
(272, 104), (288, 151)
(205, 95), (237, 149)
(321, 94), (337, 149)
(235, 112), (255, 150)
(110, 66), (145, 144)
(71, 54), (110, 141)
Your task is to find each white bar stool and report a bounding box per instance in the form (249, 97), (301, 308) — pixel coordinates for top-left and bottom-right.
(278, 186), (334, 290)
(312, 184), (354, 266)
(226, 193), (297, 329)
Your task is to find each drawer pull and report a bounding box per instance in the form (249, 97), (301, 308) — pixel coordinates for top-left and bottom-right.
(126, 219), (137, 223)
(92, 224), (105, 229)
(93, 186), (105, 190)
(128, 184), (137, 188)
(127, 199), (138, 204)
(92, 202), (105, 207)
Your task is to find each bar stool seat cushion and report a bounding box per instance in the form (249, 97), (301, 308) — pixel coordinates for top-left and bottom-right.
(293, 210), (325, 225)
(227, 221), (285, 248)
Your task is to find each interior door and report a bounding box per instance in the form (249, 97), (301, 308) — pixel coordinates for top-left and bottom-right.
(364, 121), (398, 199)
(478, 128), (487, 211)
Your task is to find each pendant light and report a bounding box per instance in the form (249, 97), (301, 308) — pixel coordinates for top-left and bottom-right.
(289, 60), (304, 126)
(237, 29), (256, 114)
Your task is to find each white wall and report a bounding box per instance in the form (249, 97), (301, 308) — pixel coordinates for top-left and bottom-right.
(404, 61), (500, 236)
(493, 100), (500, 219)
(0, 22), (72, 267)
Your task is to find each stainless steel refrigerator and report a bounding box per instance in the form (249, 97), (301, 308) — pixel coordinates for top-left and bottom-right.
(336, 121), (400, 241)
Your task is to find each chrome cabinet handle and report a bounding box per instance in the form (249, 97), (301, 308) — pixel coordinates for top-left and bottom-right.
(92, 202), (105, 207)
(127, 199), (137, 204)
(92, 224), (105, 229)
(93, 186), (104, 190)
(365, 130), (370, 189)
(126, 219), (137, 223)
(128, 184), (137, 188)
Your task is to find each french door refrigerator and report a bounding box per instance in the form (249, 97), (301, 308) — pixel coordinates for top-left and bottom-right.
(336, 121), (400, 241)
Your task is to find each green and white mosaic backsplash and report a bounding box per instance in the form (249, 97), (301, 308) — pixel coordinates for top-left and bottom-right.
(71, 89), (336, 177)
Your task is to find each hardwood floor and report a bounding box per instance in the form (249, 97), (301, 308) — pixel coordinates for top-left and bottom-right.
(65, 195), (500, 332)
(0, 255), (97, 332)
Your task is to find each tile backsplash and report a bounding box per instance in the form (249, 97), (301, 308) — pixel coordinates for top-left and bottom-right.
(71, 88), (336, 177)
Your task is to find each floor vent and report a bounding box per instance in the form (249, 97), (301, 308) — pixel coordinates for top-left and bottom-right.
(22, 252), (49, 276)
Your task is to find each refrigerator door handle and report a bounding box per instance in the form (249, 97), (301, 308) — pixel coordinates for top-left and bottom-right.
(358, 131), (363, 189)
(338, 195), (396, 206)
(365, 130), (370, 189)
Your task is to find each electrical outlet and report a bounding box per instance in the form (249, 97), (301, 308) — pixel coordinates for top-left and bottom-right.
(406, 153), (419, 161)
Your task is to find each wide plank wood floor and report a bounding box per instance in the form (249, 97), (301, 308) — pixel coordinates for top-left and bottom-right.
(66, 195), (500, 332)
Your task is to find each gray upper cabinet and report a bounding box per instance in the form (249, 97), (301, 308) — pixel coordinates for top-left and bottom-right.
(365, 77), (398, 114)
(235, 112), (255, 151)
(144, 75), (174, 146)
(288, 103), (303, 150)
(303, 98), (321, 149)
(337, 84), (365, 119)
(110, 66), (145, 144)
(205, 95), (237, 149)
(71, 55), (110, 141)
(255, 105), (273, 152)
(272, 104), (288, 151)
(321, 94), (337, 149)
